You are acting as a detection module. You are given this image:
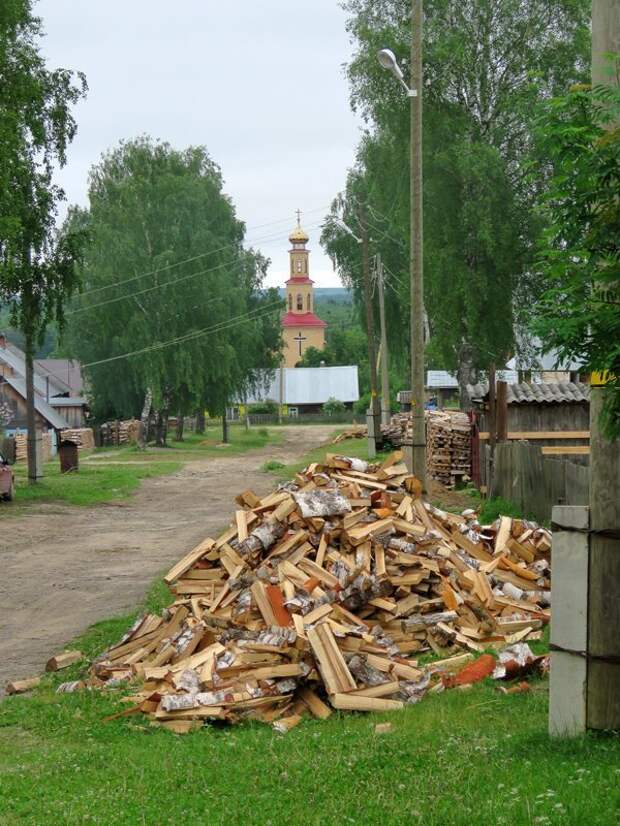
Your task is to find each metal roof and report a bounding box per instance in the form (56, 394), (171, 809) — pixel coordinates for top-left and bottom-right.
(467, 381), (590, 405)
(49, 396), (88, 408)
(36, 359), (83, 396)
(0, 344), (67, 398)
(1, 375), (70, 428)
(244, 366), (359, 405)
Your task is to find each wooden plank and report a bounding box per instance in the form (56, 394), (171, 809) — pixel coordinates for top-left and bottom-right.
(251, 581), (278, 626)
(479, 431), (590, 441)
(164, 537), (216, 585)
(5, 677), (41, 695)
(299, 686), (332, 719)
(330, 694), (404, 711)
(235, 510), (248, 542)
(542, 446), (590, 456)
(45, 650), (83, 672)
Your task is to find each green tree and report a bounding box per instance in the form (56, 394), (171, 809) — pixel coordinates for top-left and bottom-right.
(62, 138), (282, 439)
(532, 84), (620, 436)
(325, 0), (590, 404)
(0, 0), (87, 478)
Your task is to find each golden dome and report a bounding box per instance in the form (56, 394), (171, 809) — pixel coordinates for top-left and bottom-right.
(289, 224), (309, 244)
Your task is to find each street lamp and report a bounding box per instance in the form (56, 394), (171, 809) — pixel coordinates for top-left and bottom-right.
(377, 49), (417, 97)
(377, 2), (427, 489)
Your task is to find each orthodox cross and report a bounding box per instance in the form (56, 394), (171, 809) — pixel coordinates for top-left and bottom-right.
(294, 331), (307, 356)
(295, 208), (302, 226)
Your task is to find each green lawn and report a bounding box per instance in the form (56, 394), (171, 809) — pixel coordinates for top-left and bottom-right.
(2, 438), (619, 824)
(6, 426), (281, 508)
(11, 459), (182, 507)
(85, 425), (282, 463)
(1, 581), (618, 826)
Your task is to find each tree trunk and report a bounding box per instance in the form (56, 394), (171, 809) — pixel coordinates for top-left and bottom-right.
(154, 409), (165, 447)
(457, 341), (476, 411)
(222, 407), (229, 444)
(138, 388), (152, 450)
(161, 398), (170, 447)
(25, 334), (41, 483)
(195, 407), (206, 435)
(175, 412), (184, 442)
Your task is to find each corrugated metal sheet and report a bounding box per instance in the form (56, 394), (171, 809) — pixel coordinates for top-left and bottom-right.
(467, 381), (590, 405)
(1, 375), (70, 428)
(244, 366), (359, 405)
(0, 345), (66, 398)
(426, 371), (459, 388)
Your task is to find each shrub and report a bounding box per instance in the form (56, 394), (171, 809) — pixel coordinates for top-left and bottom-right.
(323, 397), (346, 416)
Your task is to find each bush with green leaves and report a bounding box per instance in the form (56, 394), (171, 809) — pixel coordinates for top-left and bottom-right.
(249, 401), (278, 415)
(323, 397), (346, 416)
(532, 83), (620, 437)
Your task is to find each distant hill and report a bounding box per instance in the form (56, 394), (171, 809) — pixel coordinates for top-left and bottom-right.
(278, 287), (352, 304)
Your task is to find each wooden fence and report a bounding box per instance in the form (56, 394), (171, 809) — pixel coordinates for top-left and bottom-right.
(488, 441), (589, 523)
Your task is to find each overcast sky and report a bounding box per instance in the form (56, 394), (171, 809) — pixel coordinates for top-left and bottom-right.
(36, 0), (362, 288)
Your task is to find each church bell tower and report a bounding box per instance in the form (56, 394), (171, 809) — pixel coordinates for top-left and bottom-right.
(281, 213), (327, 368)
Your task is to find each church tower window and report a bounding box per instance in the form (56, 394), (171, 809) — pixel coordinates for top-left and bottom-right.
(296, 293), (303, 311)
(288, 294), (292, 311)
(306, 293), (311, 311)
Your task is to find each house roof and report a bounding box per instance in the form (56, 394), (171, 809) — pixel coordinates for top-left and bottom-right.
(1, 375), (70, 429)
(36, 359), (84, 396)
(467, 381), (590, 405)
(282, 311), (327, 329)
(0, 343), (70, 398)
(243, 366), (359, 405)
(49, 396), (88, 408)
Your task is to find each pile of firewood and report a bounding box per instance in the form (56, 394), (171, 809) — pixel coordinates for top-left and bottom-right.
(426, 411), (471, 488)
(99, 419), (141, 447)
(60, 428), (95, 450)
(331, 426), (367, 445)
(74, 451), (550, 733)
(334, 411), (473, 489)
(14, 432), (52, 463)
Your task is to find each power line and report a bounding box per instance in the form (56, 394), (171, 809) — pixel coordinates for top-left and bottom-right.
(82, 300), (283, 368)
(76, 207), (330, 298)
(68, 221), (323, 315)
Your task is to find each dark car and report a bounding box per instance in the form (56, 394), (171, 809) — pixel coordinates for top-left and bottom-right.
(0, 452), (14, 501)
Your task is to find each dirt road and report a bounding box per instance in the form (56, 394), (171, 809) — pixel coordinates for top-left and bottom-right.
(0, 425), (335, 690)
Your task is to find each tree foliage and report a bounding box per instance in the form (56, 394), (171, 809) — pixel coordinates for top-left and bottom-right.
(532, 84), (620, 437)
(62, 138), (282, 421)
(324, 0), (590, 394)
(0, 0), (87, 354)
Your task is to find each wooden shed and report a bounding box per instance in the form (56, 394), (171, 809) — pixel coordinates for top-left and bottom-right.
(468, 381), (591, 468)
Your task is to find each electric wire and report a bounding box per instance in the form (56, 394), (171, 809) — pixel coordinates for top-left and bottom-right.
(68, 221), (323, 316)
(75, 206), (330, 299)
(82, 300), (283, 368)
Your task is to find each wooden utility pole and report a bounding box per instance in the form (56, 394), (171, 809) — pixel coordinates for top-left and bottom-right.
(408, 0), (427, 488)
(360, 207), (381, 457)
(496, 380), (508, 443)
(587, 0), (620, 730)
(25, 343), (42, 483)
(376, 254), (391, 426)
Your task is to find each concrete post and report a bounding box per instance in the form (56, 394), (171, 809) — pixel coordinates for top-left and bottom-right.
(549, 505), (589, 737)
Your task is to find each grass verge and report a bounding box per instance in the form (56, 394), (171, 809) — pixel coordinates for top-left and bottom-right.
(6, 426), (281, 509)
(1, 613), (619, 826)
(2, 435), (618, 824)
(11, 459), (182, 508)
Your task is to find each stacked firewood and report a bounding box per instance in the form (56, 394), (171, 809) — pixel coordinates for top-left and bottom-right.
(336, 410), (473, 489)
(14, 432), (52, 463)
(60, 428), (95, 450)
(426, 411), (472, 488)
(99, 419), (141, 447)
(80, 451), (550, 733)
